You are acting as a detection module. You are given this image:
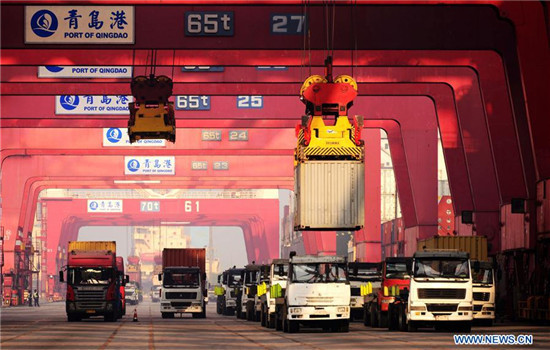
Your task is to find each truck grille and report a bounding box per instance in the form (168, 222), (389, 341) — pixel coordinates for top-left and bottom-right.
(473, 292), (490, 301)
(230, 291), (238, 298)
(75, 289), (106, 301)
(77, 301), (105, 309)
(418, 288), (466, 299)
(351, 287), (361, 296)
(426, 304), (458, 312)
(306, 296), (334, 303)
(171, 301), (192, 307)
(166, 292), (197, 299)
(473, 305), (483, 312)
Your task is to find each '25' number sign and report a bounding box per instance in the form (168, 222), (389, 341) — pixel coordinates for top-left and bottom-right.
(237, 96), (263, 109)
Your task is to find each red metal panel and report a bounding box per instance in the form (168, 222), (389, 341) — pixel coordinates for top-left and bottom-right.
(438, 196), (455, 236)
(500, 205), (529, 251)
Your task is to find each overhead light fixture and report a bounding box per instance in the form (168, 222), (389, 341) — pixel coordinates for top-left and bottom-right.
(114, 180), (161, 184)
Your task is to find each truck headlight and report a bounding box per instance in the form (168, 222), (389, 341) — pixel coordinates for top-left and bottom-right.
(458, 306), (472, 311)
(337, 306), (349, 313)
(410, 306), (426, 311)
(290, 308), (302, 314)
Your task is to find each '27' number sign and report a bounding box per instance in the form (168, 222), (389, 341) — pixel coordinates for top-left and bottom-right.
(271, 14), (307, 35)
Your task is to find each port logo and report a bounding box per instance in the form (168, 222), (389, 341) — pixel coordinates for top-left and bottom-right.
(30, 9), (58, 37)
(45, 65), (64, 73)
(106, 128), (123, 143)
(88, 201), (99, 211)
(127, 159), (140, 172)
(59, 95), (80, 110)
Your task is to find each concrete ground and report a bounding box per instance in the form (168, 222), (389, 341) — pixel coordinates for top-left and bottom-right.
(1, 300), (549, 349)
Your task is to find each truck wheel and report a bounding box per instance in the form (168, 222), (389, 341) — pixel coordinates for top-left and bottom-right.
(288, 320), (299, 333)
(268, 313), (276, 329)
(67, 314), (81, 322)
(407, 320), (417, 332)
(379, 311), (388, 328)
(398, 304), (407, 332)
(104, 312), (116, 322)
(340, 320), (350, 333)
(275, 312), (283, 331)
(388, 305), (396, 331)
(459, 322), (472, 333)
(370, 304), (379, 327)
(260, 306), (266, 327)
(363, 305), (370, 326)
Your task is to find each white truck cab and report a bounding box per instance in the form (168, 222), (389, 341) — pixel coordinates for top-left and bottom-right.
(260, 259), (288, 328)
(159, 267), (206, 319)
(396, 250), (473, 332)
(222, 268), (244, 316)
(471, 260), (495, 325)
(238, 264), (260, 320)
(275, 254), (351, 333)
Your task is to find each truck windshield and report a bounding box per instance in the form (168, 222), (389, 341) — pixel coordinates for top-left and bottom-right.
(473, 268), (493, 285)
(244, 270), (258, 285)
(414, 259), (470, 279)
(163, 269), (199, 288)
(68, 267), (114, 285)
(292, 263), (348, 283)
(274, 264), (288, 280)
(385, 262), (409, 279)
(350, 268), (380, 282)
(228, 272), (242, 286)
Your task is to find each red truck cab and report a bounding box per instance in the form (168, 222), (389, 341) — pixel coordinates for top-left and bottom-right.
(364, 257), (412, 327)
(59, 241), (123, 322)
(116, 257), (127, 317)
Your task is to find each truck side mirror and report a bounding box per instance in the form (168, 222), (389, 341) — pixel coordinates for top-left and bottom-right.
(59, 270), (64, 283)
(278, 265), (284, 276)
(125, 275), (130, 284)
(158, 273), (162, 281)
(473, 261), (480, 272)
(289, 251), (296, 259)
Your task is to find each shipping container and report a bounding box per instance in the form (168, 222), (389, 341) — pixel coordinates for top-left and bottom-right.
(294, 160), (365, 230)
(68, 241), (116, 253)
(127, 256), (140, 265)
(417, 236), (488, 262)
(162, 248), (206, 272)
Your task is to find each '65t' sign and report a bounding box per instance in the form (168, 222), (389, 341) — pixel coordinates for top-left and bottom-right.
(185, 12), (234, 36)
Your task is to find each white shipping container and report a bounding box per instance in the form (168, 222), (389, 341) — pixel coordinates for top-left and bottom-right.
(294, 161), (365, 230)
